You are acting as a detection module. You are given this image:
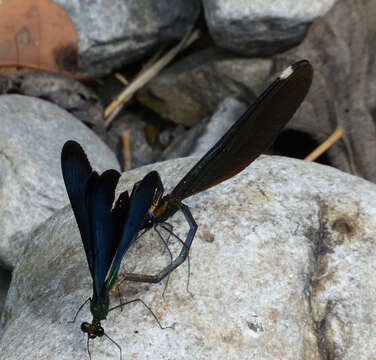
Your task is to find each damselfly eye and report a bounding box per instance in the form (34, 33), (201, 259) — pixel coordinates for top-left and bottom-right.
(96, 326), (104, 337)
(81, 322), (90, 333)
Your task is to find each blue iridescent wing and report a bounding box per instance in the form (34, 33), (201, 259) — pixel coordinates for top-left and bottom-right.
(86, 169), (129, 297)
(106, 171), (159, 290)
(61, 140), (95, 278)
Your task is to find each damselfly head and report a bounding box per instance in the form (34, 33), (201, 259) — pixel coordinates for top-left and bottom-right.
(81, 321), (104, 339)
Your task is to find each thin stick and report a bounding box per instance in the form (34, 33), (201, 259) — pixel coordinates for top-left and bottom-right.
(121, 131), (132, 170)
(104, 29), (200, 127)
(141, 45), (167, 73)
(115, 73), (129, 85)
(304, 126), (344, 162)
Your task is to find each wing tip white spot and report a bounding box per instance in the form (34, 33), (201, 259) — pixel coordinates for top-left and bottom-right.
(280, 65), (293, 80)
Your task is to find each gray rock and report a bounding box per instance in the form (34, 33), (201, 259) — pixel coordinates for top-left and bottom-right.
(190, 97), (247, 157)
(54, 0), (200, 77)
(0, 95), (119, 269)
(202, 0), (337, 55)
(1, 156), (376, 359)
(138, 48), (272, 126)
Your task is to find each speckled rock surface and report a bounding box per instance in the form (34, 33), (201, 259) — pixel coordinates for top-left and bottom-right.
(202, 0), (338, 55)
(0, 95), (119, 269)
(1, 156), (376, 359)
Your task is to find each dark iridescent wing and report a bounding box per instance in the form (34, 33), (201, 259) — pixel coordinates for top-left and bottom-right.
(170, 60), (313, 201)
(61, 140), (95, 277)
(112, 190), (131, 257)
(106, 171), (160, 291)
(86, 169), (129, 297)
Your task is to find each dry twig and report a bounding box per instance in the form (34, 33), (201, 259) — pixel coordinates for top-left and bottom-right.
(115, 73), (129, 85)
(305, 126), (344, 162)
(104, 29), (200, 127)
(121, 131), (132, 170)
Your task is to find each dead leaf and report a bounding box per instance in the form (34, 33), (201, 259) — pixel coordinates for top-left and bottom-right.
(0, 0), (78, 75)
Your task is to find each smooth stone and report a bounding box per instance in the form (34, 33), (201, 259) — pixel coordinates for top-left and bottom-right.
(202, 0), (338, 55)
(0, 95), (119, 269)
(54, 0), (200, 77)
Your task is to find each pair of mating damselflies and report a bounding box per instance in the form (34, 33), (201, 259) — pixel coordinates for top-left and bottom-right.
(61, 59), (313, 359)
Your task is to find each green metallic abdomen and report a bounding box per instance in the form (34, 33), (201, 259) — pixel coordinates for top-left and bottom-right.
(90, 293), (109, 320)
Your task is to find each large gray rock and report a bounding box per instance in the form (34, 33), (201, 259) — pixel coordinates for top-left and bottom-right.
(202, 0), (338, 55)
(54, 0), (200, 77)
(1, 156), (376, 359)
(0, 95), (119, 269)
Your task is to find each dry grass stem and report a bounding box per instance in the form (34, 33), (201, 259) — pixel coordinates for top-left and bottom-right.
(104, 29), (200, 127)
(305, 126), (345, 162)
(122, 131), (132, 170)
